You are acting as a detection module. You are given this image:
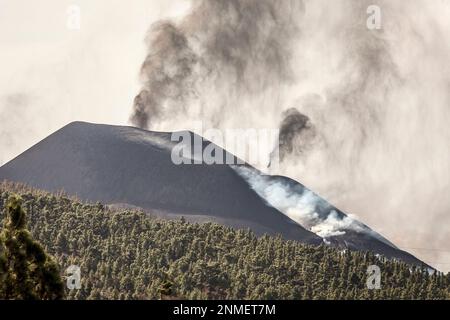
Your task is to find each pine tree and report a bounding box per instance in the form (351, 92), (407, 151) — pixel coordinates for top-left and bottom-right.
(0, 195), (64, 300)
(160, 279), (173, 299)
(159, 271), (174, 299)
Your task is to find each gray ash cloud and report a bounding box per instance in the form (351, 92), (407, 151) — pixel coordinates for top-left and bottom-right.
(131, 0), (305, 129)
(278, 108), (316, 161)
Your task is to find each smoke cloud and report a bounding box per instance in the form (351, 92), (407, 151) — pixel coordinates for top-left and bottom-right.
(277, 107), (317, 161)
(132, 0), (450, 271)
(131, 0), (305, 130)
(233, 165), (369, 240)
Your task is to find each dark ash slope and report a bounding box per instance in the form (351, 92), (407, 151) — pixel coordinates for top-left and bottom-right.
(0, 121), (429, 267)
(0, 122), (320, 244)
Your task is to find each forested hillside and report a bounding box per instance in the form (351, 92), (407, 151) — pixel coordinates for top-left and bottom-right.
(1, 181), (449, 300)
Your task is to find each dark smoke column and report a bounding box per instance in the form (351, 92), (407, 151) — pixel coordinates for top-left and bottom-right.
(130, 0), (305, 130)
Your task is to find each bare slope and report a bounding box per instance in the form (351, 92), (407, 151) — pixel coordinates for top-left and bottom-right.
(0, 122), (320, 244)
(0, 121), (428, 266)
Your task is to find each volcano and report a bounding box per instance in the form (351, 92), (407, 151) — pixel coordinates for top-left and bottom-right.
(0, 121), (428, 267)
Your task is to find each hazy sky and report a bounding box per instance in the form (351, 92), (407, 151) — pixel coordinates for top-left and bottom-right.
(0, 0), (191, 165)
(1, 0), (449, 272)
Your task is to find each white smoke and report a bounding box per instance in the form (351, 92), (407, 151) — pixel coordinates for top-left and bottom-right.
(311, 211), (365, 238)
(233, 165), (367, 239)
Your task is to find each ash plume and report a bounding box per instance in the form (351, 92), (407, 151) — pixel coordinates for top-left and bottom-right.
(131, 0), (305, 129)
(132, 22), (198, 129)
(277, 0), (450, 270)
(131, 0), (450, 271)
(278, 107), (316, 161)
